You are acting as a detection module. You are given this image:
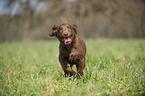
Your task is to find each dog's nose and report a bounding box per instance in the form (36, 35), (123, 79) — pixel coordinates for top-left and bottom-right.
(64, 33), (68, 36)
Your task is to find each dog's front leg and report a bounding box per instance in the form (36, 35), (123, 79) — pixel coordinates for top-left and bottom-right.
(76, 58), (85, 76)
(59, 56), (76, 77)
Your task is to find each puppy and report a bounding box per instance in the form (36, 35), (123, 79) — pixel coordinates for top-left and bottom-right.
(49, 23), (86, 77)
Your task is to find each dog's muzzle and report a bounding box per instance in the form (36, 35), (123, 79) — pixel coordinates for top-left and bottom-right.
(64, 37), (72, 45)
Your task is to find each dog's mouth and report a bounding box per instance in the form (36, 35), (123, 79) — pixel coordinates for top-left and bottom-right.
(64, 37), (72, 45)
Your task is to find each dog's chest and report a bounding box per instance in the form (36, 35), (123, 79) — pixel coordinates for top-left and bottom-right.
(67, 51), (81, 64)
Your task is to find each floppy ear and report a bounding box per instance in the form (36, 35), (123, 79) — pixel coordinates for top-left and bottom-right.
(49, 25), (59, 36)
(70, 24), (78, 34)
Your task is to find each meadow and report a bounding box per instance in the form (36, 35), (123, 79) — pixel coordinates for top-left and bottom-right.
(0, 39), (145, 96)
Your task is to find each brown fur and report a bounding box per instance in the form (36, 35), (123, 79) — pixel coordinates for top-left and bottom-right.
(49, 23), (86, 77)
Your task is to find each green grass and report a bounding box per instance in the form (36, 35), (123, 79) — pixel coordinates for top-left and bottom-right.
(0, 39), (145, 96)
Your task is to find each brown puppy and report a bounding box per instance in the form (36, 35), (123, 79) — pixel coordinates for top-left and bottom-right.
(49, 23), (86, 77)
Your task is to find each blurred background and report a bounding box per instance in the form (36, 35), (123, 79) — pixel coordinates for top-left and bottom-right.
(0, 0), (145, 42)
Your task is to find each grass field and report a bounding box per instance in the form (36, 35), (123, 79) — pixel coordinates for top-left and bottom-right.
(0, 39), (145, 96)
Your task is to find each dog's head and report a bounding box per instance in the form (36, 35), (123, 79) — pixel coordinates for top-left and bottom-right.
(49, 23), (78, 45)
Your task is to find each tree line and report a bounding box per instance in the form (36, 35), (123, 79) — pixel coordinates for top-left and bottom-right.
(0, 0), (145, 42)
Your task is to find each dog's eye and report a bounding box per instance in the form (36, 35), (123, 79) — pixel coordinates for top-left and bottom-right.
(59, 27), (63, 32)
(70, 34), (73, 37)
